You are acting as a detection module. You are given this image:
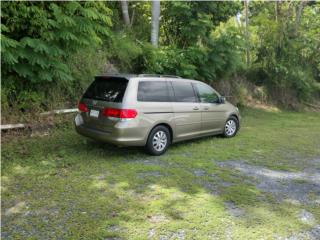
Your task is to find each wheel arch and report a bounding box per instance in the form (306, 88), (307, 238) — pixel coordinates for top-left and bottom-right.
(229, 113), (239, 122)
(227, 113), (240, 130)
(146, 122), (174, 144)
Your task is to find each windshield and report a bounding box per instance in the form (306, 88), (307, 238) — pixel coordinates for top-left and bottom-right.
(83, 77), (128, 102)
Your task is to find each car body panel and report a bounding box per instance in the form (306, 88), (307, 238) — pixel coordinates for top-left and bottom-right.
(171, 102), (202, 140)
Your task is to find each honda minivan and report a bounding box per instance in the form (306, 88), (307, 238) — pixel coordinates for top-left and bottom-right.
(75, 74), (240, 155)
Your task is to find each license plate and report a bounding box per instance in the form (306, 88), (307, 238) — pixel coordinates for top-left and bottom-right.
(90, 109), (100, 118)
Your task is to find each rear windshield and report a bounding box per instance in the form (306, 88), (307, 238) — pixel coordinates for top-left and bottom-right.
(83, 77), (128, 102)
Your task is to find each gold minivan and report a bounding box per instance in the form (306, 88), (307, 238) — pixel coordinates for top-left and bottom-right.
(75, 74), (240, 155)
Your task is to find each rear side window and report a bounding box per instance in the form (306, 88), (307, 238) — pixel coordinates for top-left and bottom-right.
(138, 81), (170, 102)
(83, 77), (128, 102)
(171, 81), (197, 102)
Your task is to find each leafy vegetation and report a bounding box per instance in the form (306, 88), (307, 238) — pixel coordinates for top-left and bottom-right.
(2, 108), (320, 239)
(247, 1), (320, 105)
(1, 2), (112, 110)
(1, 1), (320, 116)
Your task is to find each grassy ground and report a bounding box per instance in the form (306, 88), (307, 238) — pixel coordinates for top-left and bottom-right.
(2, 108), (320, 239)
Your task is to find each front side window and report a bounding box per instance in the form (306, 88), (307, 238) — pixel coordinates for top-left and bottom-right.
(171, 82), (197, 102)
(137, 81), (170, 102)
(196, 83), (219, 103)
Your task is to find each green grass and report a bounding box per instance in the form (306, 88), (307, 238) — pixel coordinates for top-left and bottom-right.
(2, 108), (320, 239)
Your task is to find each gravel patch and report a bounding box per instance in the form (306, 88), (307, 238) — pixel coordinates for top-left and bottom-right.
(193, 169), (207, 177)
(216, 160), (320, 205)
(197, 181), (220, 196)
(159, 229), (186, 240)
(298, 210), (316, 225)
(277, 225), (320, 240)
(148, 228), (155, 239)
(224, 201), (245, 217)
(138, 171), (164, 178)
(107, 225), (121, 232)
(171, 230), (186, 240)
(191, 169), (233, 193)
(124, 158), (169, 167)
(147, 214), (168, 223)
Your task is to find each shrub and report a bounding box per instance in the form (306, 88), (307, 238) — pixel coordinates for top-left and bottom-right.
(1, 2), (112, 110)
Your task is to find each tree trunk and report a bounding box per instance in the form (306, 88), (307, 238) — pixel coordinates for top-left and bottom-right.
(120, 1), (130, 26)
(295, 0), (306, 32)
(151, 0), (160, 47)
(275, 1), (279, 22)
(244, 0), (250, 66)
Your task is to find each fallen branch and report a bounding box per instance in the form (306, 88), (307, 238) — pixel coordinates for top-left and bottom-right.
(1, 124), (26, 130)
(303, 102), (320, 109)
(1, 108), (78, 131)
(40, 108), (78, 116)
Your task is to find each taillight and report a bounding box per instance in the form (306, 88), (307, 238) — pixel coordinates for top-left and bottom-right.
(78, 102), (89, 112)
(103, 108), (137, 119)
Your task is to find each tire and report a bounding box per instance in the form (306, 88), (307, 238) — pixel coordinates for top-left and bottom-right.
(145, 125), (171, 156)
(223, 116), (239, 138)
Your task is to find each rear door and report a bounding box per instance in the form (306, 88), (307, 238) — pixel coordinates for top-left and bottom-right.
(170, 81), (201, 139)
(81, 76), (128, 132)
(194, 82), (226, 133)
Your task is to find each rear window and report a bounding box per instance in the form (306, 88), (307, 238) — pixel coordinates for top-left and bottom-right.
(83, 77), (128, 102)
(137, 81), (170, 102)
(171, 81), (197, 102)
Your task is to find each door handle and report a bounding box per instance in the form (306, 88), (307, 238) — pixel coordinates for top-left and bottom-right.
(204, 107), (209, 110)
(193, 107), (199, 110)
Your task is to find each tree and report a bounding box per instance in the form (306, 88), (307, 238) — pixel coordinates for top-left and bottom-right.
(244, 0), (250, 66)
(151, 0), (160, 47)
(146, 1), (243, 81)
(295, 0), (306, 33)
(160, 1), (241, 48)
(120, 0), (130, 26)
(248, 1), (320, 103)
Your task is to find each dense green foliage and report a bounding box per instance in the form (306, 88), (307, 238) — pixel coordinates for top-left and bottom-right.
(146, 1), (243, 81)
(1, 2), (111, 110)
(248, 1), (320, 105)
(1, 1), (319, 115)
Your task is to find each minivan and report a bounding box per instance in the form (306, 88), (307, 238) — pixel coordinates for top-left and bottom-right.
(75, 74), (240, 155)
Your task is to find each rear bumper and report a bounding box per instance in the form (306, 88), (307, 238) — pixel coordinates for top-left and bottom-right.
(74, 114), (146, 146)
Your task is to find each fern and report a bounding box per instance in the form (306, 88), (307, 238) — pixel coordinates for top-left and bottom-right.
(1, 1), (112, 105)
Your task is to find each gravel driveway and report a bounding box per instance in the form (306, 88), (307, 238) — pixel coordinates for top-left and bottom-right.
(216, 158), (320, 240)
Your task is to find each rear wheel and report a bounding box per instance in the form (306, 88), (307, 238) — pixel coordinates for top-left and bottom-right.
(146, 125), (171, 155)
(223, 116), (239, 138)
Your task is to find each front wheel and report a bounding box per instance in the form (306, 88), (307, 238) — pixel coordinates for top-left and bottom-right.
(223, 116), (239, 138)
(145, 125), (171, 156)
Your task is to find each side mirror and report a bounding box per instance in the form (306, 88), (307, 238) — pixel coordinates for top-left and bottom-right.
(219, 96), (226, 104)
